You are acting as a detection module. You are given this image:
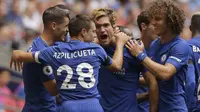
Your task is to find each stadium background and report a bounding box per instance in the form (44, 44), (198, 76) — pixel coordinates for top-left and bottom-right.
(0, 0), (199, 111)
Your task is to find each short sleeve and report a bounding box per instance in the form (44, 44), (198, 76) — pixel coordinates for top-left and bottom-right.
(166, 42), (189, 71)
(40, 65), (55, 82)
(32, 47), (56, 82)
(32, 46), (55, 65)
(97, 46), (112, 66)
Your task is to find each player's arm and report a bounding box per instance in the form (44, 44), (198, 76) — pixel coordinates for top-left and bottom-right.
(10, 49), (58, 96)
(43, 79), (58, 96)
(106, 32), (131, 71)
(126, 40), (190, 80)
(143, 71), (158, 112)
(10, 50), (35, 71)
(136, 92), (149, 104)
(139, 76), (147, 86)
(11, 50), (35, 62)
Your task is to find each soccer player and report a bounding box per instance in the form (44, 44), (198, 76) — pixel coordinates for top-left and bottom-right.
(10, 14), (130, 112)
(11, 5), (71, 112)
(91, 8), (158, 112)
(125, 0), (189, 111)
(187, 12), (200, 112)
(136, 10), (157, 112)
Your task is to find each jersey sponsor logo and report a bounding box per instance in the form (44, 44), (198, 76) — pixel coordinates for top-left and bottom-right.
(113, 68), (125, 76)
(53, 49), (96, 59)
(169, 56), (182, 63)
(192, 46), (200, 53)
(161, 54), (167, 62)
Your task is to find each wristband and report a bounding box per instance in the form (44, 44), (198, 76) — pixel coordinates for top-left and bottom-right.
(137, 52), (147, 62)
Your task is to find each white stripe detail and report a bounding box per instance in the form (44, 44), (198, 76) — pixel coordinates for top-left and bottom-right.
(35, 51), (41, 64)
(169, 56), (182, 63)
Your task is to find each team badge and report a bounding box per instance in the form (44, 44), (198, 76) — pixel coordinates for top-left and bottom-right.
(161, 54), (167, 62)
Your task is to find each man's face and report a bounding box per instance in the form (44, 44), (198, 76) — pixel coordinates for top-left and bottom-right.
(95, 16), (114, 47)
(54, 17), (70, 41)
(84, 22), (97, 42)
(144, 23), (157, 41)
(151, 13), (167, 36)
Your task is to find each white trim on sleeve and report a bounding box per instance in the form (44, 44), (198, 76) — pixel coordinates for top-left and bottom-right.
(35, 51), (41, 64)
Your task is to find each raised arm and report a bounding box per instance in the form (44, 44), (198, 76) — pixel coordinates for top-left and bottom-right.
(106, 32), (131, 71)
(10, 50), (35, 71)
(126, 39), (189, 80)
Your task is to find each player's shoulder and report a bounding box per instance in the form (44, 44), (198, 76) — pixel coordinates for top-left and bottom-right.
(83, 42), (103, 49)
(31, 37), (48, 50)
(87, 43), (107, 55)
(149, 38), (160, 49)
(187, 37), (200, 45)
(174, 37), (189, 47)
(170, 37), (189, 53)
(53, 41), (65, 46)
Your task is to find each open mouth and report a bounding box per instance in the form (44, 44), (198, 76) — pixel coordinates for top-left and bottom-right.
(100, 34), (108, 40)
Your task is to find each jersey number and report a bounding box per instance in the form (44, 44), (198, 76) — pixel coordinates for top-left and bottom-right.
(57, 63), (95, 89)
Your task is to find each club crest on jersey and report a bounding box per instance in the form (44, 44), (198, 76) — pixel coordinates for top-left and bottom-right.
(161, 54), (167, 62)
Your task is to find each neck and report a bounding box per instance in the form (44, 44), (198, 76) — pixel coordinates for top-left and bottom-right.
(109, 36), (118, 47)
(160, 30), (176, 44)
(40, 29), (54, 46)
(70, 36), (84, 42)
(141, 34), (152, 49)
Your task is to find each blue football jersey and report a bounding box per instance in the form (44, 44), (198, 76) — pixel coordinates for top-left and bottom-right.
(185, 46), (195, 109)
(187, 36), (200, 112)
(33, 40), (112, 103)
(149, 36), (189, 112)
(22, 37), (56, 112)
(98, 47), (142, 112)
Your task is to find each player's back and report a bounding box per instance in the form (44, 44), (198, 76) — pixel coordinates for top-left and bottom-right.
(37, 40), (109, 112)
(55, 41), (102, 100)
(187, 36), (200, 111)
(45, 40), (108, 100)
(22, 37), (56, 112)
(98, 46), (141, 112)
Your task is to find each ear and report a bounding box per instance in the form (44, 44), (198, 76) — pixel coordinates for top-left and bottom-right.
(112, 24), (116, 29)
(141, 23), (147, 31)
(189, 25), (192, 32)
(51, 22), (56, 30)
(81, 28), (87, 36)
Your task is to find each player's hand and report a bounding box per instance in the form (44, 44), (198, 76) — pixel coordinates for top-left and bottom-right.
(10, 50), (23, 71)
(125, 39), (144, 57)
(114, 32), (131, 45)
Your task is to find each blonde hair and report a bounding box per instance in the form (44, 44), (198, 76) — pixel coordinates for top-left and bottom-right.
(91, 8), (116, 27)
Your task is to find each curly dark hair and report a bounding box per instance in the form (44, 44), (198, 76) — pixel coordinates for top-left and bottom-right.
(91, 8), (116, 27)
(146, 0), (185, 35)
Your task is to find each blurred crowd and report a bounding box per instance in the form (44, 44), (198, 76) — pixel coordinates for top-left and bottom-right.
(0, 0), (200, 111)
